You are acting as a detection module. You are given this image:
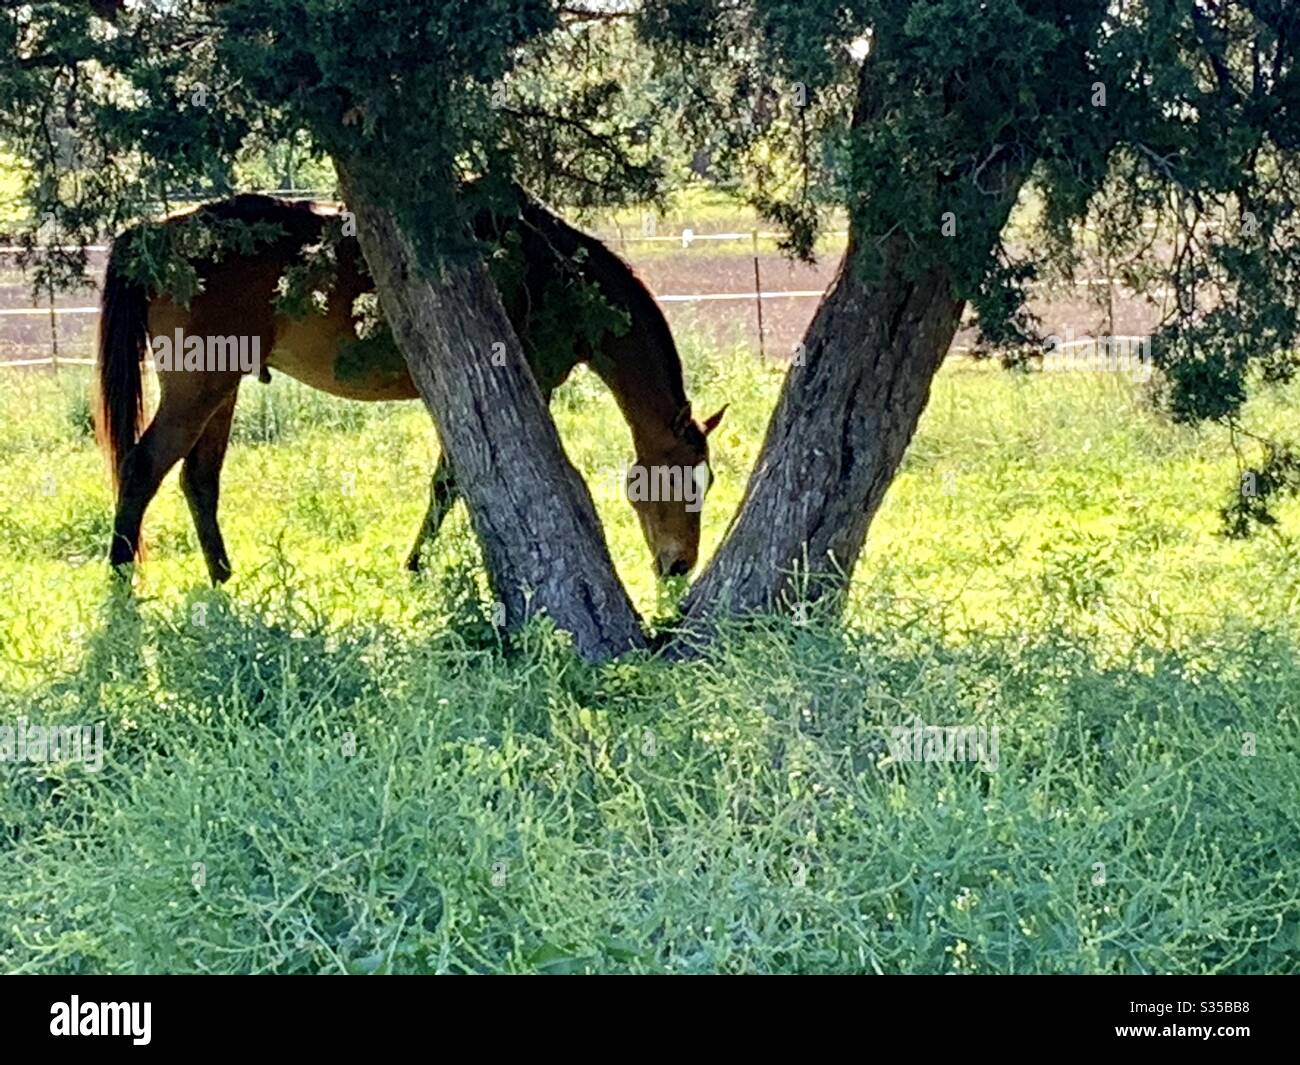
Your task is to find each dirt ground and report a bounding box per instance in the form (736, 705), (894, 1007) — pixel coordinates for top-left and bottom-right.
(625, 245), (1162, 359)
(0, 258), (100, 364)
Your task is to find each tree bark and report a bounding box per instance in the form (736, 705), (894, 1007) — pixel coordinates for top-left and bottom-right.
(678, 239), (967, 627)
(336, 163), (644, 660)
(674, 26), (1033, 642)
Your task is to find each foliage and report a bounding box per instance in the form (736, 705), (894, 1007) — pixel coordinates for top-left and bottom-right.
(0, 1), (665, 280)
(485, 225), (631, 389)
(0, 148), (29, 229)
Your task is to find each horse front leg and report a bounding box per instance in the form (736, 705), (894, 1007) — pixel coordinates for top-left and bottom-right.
(405, 453), (459, 573)
(180, 389), (238, 584)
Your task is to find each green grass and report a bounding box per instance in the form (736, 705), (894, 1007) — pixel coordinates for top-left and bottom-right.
(0, 148), (29, 229)
(0, 343), (1297, 974)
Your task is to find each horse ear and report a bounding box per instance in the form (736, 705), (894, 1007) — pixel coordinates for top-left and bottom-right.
(702, 405), (728, 436)
(672, 405), (693, 436)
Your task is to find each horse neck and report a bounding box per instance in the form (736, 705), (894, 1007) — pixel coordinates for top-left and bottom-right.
(588, 332), (688, 460)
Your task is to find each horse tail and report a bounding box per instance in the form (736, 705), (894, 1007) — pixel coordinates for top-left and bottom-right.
(96, 238), (150, 490)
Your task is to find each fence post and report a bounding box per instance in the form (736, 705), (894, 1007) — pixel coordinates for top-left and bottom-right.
(46, 266), (59, 375)
(751, 229), (766, 359)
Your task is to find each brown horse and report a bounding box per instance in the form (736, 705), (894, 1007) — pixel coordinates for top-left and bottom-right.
(96, 190), (725, 583)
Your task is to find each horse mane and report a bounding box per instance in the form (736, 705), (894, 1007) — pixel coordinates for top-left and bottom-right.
(513, 195), (689, 413)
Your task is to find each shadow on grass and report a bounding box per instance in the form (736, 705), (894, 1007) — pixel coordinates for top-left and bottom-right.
(2, 582), (1297, 974)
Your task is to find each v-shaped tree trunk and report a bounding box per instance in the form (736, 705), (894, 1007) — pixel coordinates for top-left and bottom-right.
(336, 163), (644, 661)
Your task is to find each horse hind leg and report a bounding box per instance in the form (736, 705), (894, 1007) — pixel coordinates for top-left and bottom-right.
(181, 389), (238, 584)
(405, 453), (459, 573)
(109, 373), (238, 576)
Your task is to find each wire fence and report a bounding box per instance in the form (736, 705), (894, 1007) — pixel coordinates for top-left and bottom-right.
(1, 223), (1155, 370)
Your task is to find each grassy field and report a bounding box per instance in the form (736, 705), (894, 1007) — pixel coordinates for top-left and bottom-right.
(0, 340), (1297, 974)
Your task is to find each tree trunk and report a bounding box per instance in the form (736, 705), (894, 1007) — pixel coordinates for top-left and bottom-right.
(678, 239), (966, 628)
(675, 30), (1033, 643)
(336, 163), (644, 660)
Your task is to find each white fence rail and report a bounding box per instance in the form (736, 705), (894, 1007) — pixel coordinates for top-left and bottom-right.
(0, 306), (99, 316)
(2, 356), (95, 367)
